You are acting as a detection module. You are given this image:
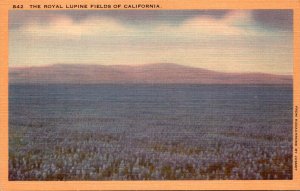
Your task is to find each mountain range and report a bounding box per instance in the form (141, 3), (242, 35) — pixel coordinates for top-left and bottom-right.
(9, 63), (292, 84)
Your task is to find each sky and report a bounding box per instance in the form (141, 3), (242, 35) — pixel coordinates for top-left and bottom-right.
(9, 10), (293, 75)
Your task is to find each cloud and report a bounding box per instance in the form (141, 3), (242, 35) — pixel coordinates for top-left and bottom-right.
(175, 11), (255, 36)
(19, 15), (129, 39)
(9, 10), (230, 29)
(252, 10), (293, 31)
(14, 10), (263, 40)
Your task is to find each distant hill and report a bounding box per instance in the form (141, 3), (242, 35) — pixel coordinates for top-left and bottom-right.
(9, 63), (292, 84)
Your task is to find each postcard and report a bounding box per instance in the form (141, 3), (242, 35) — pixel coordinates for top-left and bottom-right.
(0, 0), (299, 190)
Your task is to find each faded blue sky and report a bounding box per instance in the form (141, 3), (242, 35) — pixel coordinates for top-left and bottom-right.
(9, 10), (293, 74)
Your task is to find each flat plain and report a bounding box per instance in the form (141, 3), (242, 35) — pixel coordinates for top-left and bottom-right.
(9, 84), (293, 180)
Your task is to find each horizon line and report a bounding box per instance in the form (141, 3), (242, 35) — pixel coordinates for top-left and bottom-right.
(9, 62), (293, 76)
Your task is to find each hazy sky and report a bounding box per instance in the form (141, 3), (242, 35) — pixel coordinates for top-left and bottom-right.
(9, 10), (293, 74)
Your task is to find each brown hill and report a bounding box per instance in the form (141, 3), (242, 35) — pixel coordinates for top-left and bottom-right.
(9, 63), (292, 84)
